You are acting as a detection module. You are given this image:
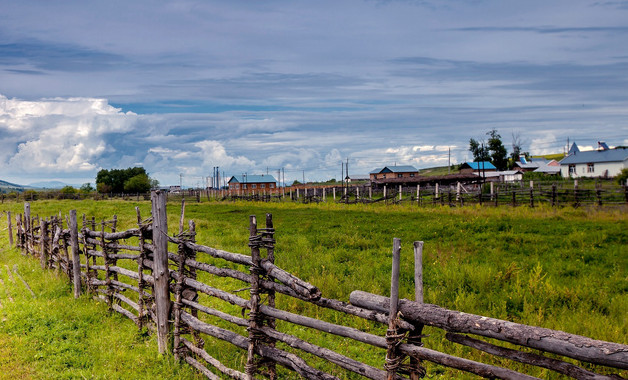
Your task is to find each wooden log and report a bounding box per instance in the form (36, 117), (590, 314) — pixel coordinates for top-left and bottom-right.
(179, 275), (385, 348)
(183, 355), (221, 380)
(349, 291), (628, 370)
(398, 343), (539, 380)
(69, 210), (82, 298)
(446, 333), (619, 380)
(171, 253), (414, 330)
(180, 312), (339, 380)
(246, 215), (262, 379)
(39, 219), (48, 270)
(177, 239), (321, 299)
(151, 190), (171, 355)
(259, 325), (388, 380)
(82, 228), (142, 240)
(386, 238), (401, 380)
(181, 338), (247, 380)
(91, 264), (155, 284)
(7, 211), (13, 248)
(13, 265), (35, 297)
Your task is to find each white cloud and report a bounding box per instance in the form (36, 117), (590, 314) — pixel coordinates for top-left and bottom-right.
(0, 94), (136, 175)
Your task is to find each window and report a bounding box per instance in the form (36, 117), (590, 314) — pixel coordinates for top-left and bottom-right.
(242, 184), (247, 189)
(383, 174), (386, 179)
(410, 173), (415, 177)
(252, 184), (257, 189)
(397, 173), (403, 178)
(261, 184), (265, 188)
(569, 165), (576, 175)
(270, 184), (275, 188)
(587, 163), (594, 173)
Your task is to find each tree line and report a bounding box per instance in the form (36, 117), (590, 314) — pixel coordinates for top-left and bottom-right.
(96, 167), (158, 194)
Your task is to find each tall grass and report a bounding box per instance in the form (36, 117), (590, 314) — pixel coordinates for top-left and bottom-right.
(0, 199), (626, 378)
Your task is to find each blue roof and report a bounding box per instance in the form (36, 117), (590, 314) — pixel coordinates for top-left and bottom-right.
(228, 175), (277, 183)
(560, 148), (628, 165)
(369, 167), (384, 174)
(462, 162), (496, 170)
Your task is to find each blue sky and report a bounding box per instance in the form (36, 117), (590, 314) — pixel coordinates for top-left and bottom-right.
(1, 0), (627, 186)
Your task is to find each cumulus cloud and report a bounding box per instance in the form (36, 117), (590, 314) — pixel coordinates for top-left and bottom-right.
(0, 94), (136, 177)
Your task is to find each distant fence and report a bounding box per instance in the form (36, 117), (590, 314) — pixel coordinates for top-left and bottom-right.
(3, 180), (627, 208)
(5, 193), (628, 379)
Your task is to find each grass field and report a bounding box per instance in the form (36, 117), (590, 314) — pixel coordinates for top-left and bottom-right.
(0, 199), (626, 379)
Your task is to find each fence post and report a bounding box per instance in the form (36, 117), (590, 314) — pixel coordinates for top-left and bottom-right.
(399, 185), (402, 201)
(40, 219), (48, 270)
(409, 241), (426, 379)
(69, 210), (82, 298)
(24, 202), (31, 254)
(552, 184), (557, 207)
(264, 213), (277, 379)
(246, 215), (262, 379)
(386, 238), (401, 380)
(151, 190), (171, 355)
(7, 211), (13, 248)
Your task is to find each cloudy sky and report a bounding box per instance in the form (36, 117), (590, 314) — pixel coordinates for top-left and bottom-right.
(1, 0), (627, 186)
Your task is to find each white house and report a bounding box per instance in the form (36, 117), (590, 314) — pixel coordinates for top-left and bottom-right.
(559, 147), (628, 178)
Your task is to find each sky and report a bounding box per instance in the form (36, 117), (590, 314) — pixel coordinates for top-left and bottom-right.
(1, 0), (627, 187)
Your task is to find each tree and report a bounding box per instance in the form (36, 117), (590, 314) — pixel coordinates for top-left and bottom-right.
(80, 183), (94, 193)
(487, 129), (508, 170)
(96, 167), (154, 194)
(124, 174), (152, 193)
(617, 168), (628, 185)
(60, 185), (77, 194)
(469, 138), (490, 162)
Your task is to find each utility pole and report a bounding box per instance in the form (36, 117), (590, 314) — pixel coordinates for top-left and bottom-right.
(302, 170), (305, 184)
(448, 147), (451, 174)
(341, 162), (344, 187)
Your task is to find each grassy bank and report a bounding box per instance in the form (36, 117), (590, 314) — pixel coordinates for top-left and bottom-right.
(1, 200), (626, 378)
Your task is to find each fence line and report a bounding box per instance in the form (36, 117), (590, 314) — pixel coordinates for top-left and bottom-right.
(6, 193), (627, 379)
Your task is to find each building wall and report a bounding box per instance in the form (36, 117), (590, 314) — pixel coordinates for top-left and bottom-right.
(561, 160), (627, 178)
(371, 171), (418, 180)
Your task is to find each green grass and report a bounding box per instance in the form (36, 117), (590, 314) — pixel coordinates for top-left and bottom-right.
(0, 199), (627, 379)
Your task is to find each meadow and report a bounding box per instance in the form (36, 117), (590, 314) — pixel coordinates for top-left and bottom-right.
(0, 199), (626, 379)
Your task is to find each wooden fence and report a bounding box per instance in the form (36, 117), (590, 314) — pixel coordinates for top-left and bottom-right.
(6, 192), (627, 379)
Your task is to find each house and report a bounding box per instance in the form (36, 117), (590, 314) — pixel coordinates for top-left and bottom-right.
(459, 162), (496, 175)
(533, 160), (561, 175)
(513, 157), (549, 172)
(347, 174), (370, 183)
(228, 175), (277, 192)
(481, 170), (524, 183)
(369, 165), (419, 180)
(559, 147), (628, 178)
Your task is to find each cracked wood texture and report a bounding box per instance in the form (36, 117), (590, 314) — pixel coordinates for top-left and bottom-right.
(350, 291), (628, 370)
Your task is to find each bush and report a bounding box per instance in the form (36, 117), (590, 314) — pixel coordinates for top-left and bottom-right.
(616, 168), (628, 185)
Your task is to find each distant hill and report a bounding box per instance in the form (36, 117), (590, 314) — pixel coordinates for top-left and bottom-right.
(0, 179), (27, 193)
(27, 180), (79, 189)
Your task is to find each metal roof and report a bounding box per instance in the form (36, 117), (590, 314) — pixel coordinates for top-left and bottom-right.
(228, 175), (277, 183)
(380, 165), (418, 173)
(369, 167), (384, 174)
(559, 148), (628, 165)
(461, 162), (496, 170)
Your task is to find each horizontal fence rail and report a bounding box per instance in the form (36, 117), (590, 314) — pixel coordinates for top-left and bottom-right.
(5, 192), (627, 379)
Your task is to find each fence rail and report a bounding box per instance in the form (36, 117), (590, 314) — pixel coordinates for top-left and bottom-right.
(5, 192), (627, 379)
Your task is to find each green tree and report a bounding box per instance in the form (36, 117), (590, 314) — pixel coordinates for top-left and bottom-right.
(80, 183), (94, 193)
(469, 138), (490, 162)
(60, 185), (77, 194)
(96, 167), (152, 193)
(616, 168), (628, 185)
(123, 174), (152, 193)
(487, 129), (508, 170)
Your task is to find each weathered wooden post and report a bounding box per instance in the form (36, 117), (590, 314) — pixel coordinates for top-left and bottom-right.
(246, 215), (262, 379)
(24, 202), (31, 254)
(39, 219), (48, 269)
(416, 185), (420, 206)
(385, 238), (401, 380)
(7, 211), (13, 248)
(409, 241), (425, 379)
(333, 187), (336, 201)
(490, 181), (494, 201)
(399, 185), (402, 201)
(264, 213), (277, 379)
(552, 183), (557, 207)
(151, 190), (171, 355)
(69, 210), (82, 298)
(456, 182), (461, 202)
(369, 185), (372, 199)
(574, 180), (579, 207)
